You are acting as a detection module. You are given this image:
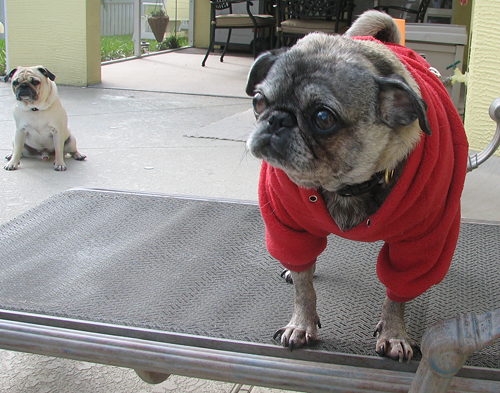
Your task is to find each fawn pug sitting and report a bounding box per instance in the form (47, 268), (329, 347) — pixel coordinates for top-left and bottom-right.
(4, 66), (86, 171)
(246, 10), (468, 362)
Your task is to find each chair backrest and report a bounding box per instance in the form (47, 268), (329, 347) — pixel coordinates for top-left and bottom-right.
(278, 0), (343, 21)
(416, 0), (431, 22)
(211, 0), (231, 12)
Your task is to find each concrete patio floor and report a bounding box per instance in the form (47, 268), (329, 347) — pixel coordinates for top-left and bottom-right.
(0, 48), (287, 393)
(0, 47), (498, 393)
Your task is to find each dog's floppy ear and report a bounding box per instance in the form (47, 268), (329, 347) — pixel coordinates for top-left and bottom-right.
(246, 48), (288, 96)
(377, 74), (432, 135)
(4, 68), (17, 83)
(38, 67), (56, 81)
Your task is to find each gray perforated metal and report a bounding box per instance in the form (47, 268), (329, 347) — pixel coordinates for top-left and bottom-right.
(0, 189), (499, 369)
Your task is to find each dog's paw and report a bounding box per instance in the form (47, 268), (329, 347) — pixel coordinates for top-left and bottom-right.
(280, 269), (293, 284)
(374, 321), (418, 362)
(4, 161), (19, 170)
(54, 163), (67, 171)
(71, 152), (86, 161)
(273, 317), (321, 350)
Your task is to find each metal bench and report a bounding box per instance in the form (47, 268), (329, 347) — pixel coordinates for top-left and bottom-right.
(0, 100), (499, 392)
(0, 186), (498, 392)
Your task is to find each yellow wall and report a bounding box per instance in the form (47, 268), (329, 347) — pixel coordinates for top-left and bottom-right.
(165, 0), (191, 37)
(166, 0), (190, 22)
(193, 0), (210, 48)
(464, 0), (500, 154)
(5, 0), (101, 86)
(86, 0), (102, 85)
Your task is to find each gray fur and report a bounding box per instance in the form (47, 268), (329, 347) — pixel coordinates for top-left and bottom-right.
(345, 10), (402, 44)
(246, 30), (428, 231)
(246, 10), (428, 362)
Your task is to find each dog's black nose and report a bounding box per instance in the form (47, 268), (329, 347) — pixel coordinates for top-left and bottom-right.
(268, 112), (296, 133)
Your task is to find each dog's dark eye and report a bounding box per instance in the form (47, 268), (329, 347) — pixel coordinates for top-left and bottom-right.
(313, 109), (337, 133)
(253, 93), (267, 115)
(12, 80), (19, 87)
(31, 79), (40, 86)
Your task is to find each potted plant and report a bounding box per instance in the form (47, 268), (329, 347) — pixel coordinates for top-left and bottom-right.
(147, 9), (169, 43)
(157, 35), (182, 51)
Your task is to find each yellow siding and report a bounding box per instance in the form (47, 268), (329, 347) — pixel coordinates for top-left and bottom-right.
(464, 0), (500, 154)
(166, 0), (190, 22)
(193, 0), (210, 48)
(5, 0), (101, 86)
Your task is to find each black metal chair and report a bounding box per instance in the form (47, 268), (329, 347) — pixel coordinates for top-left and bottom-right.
(275, 0), (356, 48)
(201, 0), (275, 67)
(375, 0), (431, 23)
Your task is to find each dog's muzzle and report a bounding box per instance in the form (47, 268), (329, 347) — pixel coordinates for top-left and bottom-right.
(267, 110), (296, 142)
(253, 111), (297, 161)
(268, 112), (297, 134)
(15, 83), (38, 102)
(248, 110), (298, 163)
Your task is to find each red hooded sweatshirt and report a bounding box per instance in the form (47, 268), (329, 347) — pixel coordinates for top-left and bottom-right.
(259, 38), (469, 303)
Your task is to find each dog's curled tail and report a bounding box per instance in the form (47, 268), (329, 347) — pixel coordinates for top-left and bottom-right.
(345, 10), (401, 45)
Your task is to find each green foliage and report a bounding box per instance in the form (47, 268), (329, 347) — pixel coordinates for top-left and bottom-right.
(156, 35), (187, 51)
(0, 36), (189, 70)
(101, 35), (188, 62)
(149, 9), (167, 17)
(0, 40), (5, 76)
(101, 35), (139, 62)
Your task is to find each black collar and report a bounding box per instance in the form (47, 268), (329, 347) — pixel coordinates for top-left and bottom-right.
(336, 172), (385, 197)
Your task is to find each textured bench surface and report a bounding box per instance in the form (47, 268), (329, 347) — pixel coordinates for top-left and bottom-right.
(0, 188), (499, 369)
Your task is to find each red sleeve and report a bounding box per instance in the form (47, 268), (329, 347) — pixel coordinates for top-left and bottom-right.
(377, 42), (468, 302)
(379, 212), (461, 302)
(259, 163), (327, 272)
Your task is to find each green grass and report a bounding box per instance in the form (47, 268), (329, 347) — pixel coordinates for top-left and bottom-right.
(101, 34), (188, 62)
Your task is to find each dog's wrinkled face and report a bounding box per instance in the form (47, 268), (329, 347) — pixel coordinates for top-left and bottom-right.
(246, 33), (430, 192)
(6, 66), (56, 104)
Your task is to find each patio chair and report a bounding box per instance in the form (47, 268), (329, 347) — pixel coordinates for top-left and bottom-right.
(375, 0), (432, 23)
(201, 0), (275, 67)
(276, 0), (356, 48)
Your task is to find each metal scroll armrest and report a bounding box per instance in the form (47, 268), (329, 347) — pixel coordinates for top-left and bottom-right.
(409, 310), (500, 393)
(467, 97), (500, 172)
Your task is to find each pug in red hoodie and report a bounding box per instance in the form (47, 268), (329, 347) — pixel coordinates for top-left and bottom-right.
(246, 10), (468, 362)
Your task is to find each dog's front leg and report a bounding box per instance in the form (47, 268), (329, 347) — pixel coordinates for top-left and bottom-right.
(4, 129), (26, 170)
(374, 296), (418, 362)
(274, 265), (321, 350)
(52, 128), (67, 171)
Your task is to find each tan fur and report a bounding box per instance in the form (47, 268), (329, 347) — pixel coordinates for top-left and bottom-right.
(5, 66), (86, 171)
